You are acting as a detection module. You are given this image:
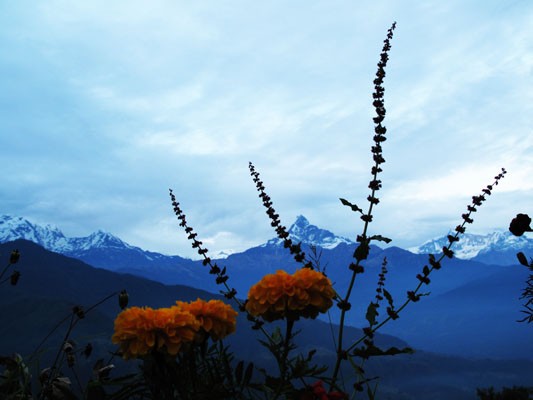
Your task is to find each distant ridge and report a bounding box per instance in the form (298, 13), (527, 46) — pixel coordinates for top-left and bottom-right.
(2, 214), (532, 267)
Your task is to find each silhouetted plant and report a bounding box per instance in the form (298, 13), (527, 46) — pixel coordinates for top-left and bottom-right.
(164, 21), (507, 400)
(0, 249), (21, 287)
(509, 213), (533, 323)
(0, 247), (129, 400)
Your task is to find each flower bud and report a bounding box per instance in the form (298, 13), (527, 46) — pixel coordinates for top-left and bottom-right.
(63, 341), (74, 353)
(119, 290), (129, 309)
(72, 306), (85, 319)
(67, 353), (75, 368)
(10, 270), (20, 285)
(83, 343), (93, 358)
(10, 250), (20, 264)
(509, 214), (532, 237)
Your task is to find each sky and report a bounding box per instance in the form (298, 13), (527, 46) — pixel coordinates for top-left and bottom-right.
(0, 1), (531, 259)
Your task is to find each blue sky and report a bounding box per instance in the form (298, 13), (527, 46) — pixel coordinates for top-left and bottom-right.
(1, 1), (531, 259)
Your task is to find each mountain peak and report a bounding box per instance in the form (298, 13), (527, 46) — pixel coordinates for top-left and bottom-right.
(0, 214), (69, 251)
(290, 215), (310, 231)
(0, 215), (132, 253)
(409, 230), (533, 260)
(266, 215), (355, 249)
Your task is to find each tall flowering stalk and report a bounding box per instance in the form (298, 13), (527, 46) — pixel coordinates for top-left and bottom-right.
(162, 21), (508, 400)
(327, 22), (397, 391)
(249, 163), (313, 269)
(243, 22), (507, 398)
(509, 213), (533, 323)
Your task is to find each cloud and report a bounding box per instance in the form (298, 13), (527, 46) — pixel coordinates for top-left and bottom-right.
(0, 0), (531, 258)
(388, 164), (531, 203)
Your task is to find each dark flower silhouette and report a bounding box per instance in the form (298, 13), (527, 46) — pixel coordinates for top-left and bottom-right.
(509, 213), (532, 236)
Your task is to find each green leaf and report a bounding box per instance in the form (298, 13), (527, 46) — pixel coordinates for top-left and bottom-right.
(354, 241), (370, 261)
(243, 362), (254, 386)
(234, 360), (244, 384)
(369, 235), (392, 243)
(291, 358), (306, 378)
(367, 385), (375, 400)
(366, 302), (378, 326)
(339, 198), (363, 213)
(271, 327), (282, 344)
(222, 350), (234, 386)
(372, 381), (379, 398)
(346, 355), (364, 375)
(382, 289), (394, 308)
(257, 339), (273, 351)
(305, 349), (316, 362)
(265, 375), (282, 390)
(367, 380), (379, 400)
(517, 252), (530, 267)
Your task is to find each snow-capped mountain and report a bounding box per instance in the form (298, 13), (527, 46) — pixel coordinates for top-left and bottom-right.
(263, 215), (355, 249)
(0, 214), (195, 273)
(210, 249), (234, 259)
(3, 214), (531, 270)
(409, 230), (533, 262)
(0, 215), (133, 253)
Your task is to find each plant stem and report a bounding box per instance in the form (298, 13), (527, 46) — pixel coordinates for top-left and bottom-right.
(330, 190), (375, 390)
(273, 318), (295, 400)
(0, 262), (13, 281)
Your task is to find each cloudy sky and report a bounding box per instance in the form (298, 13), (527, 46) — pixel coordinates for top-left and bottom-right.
(1, 1), (531, 259)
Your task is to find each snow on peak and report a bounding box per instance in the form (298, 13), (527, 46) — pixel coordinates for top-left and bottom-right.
(0, 214), (69, 251)
(71, 230), (129, 250)
(0, 215), (132, 253)
(292, 215), (310, 230)
(409, 230), (533, 259)
(265, 215), (355, 249)
(210, 249), (235, 259)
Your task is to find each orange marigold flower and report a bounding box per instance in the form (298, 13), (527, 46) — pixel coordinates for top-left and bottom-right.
(176, 298), (238, 342)
(246, 269), (335, 322)
(111, 306), (200, 359)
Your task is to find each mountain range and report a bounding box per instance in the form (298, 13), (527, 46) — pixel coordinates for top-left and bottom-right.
(1, 214), (533, 361)
(2, 239), (533, 400)
(2, 214), (532, 266)
(409, 229), (533, 266)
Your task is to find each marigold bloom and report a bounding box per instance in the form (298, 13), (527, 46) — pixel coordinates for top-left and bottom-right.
(246, 269), (335, 322)
(112, 306), (200, 359)
(176, 298), (238, 341)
